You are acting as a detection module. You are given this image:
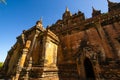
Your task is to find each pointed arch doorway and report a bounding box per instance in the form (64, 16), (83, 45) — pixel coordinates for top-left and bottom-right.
(84, 58), (95, 80)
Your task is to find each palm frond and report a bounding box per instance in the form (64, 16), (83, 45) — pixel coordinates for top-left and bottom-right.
(0, 0), (7, 5)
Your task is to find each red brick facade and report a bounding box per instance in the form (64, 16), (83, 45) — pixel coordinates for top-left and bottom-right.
(1, 0), (120, 80)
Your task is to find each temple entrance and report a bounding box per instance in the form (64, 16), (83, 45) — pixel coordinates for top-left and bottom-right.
(84, 58), (95, 80)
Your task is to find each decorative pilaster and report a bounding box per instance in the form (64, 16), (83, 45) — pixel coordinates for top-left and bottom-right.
(14, 40), (31, 80)
(41, 29), (59, 80)
(95, 21), (113, 59)
(24, 57), (32, 80)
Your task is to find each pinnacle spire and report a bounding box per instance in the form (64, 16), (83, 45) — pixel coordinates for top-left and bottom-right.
(107, 0), (112, 4)
(39, 17), (42, 23)
(36, 17), (44, 31)
(78, 9), (82, 14)
(92, 6), (101, 17)
(92, 6), (95, 11)
(107, 0), (110, 2)
(66, 6), (69, 12)
(92, 6), (99, 12)
(36, 17), (43, 26)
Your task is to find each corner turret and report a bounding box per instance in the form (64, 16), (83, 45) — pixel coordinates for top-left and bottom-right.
(36, 18), (44, 31)
(77, 10), (85, 21)
(92, 7), (101, 17)
(107, 0), (120, 12)
(62, 7), (72, 20)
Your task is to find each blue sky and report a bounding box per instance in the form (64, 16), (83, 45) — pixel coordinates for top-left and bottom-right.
(0, 0), (120, 62)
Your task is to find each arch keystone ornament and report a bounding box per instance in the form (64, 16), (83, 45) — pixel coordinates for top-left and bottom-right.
(74, 37), (102, 80)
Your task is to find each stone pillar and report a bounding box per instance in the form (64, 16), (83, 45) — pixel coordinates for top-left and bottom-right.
(77, 57), (86, 80)
(24, 57), (32, 80)
(111, 38), (120, 60)
(41, 29), (59, 80)
(95, 22), (113, 59)
(14, 40), (31, 80)
(30, 29), (40, 53)
(21, 33), (25, 45)
(14, 59), (22, 80)
(44, 37), (59, 66)
(24, 72), (29, 80)
(19, 49), (29, 68)
(95, 62), (101, 80)
(44, 40), (58, 67)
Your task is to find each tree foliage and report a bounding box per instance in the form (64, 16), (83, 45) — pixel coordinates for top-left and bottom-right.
(0, 62), (3, 68)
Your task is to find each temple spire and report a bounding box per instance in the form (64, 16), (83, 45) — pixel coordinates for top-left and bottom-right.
(36, 17), (44, 30)
(65, 6), (69, 12)
(62, 6), (72, 19)
(107, 0), (113, 5)
(39, 17), (42, 24)
(92, 6), (101, 17)
(36, 17), (42, 24)
(92, 6), (96, 12)
(107, 0), (110, 3)
(107, 0), (120, 12)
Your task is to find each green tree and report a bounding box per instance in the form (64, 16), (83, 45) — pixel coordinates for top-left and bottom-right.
(0, 62), (3, 68)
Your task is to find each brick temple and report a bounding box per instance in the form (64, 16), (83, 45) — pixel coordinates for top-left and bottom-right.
(1, 0), (120, 80)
